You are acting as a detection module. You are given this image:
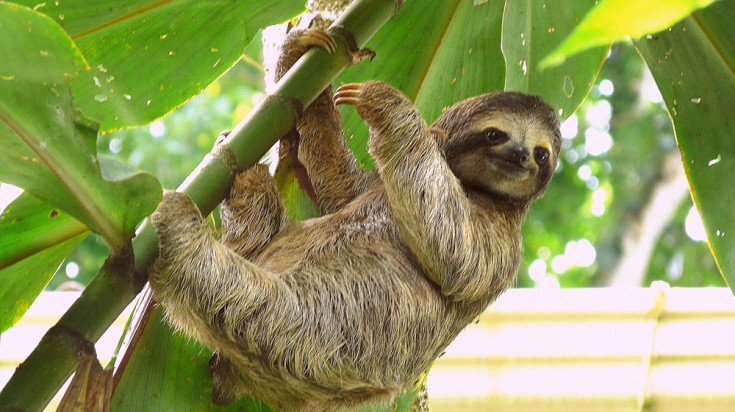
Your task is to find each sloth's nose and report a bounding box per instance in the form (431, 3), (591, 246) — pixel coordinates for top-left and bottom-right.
(510, 145), (530, 164)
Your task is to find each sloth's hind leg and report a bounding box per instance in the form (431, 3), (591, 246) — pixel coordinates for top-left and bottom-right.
(150, 190), (298, 405)
(220, 164), (287, 259)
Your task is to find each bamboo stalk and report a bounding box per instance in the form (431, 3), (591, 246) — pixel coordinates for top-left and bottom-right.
(0, 0), (402, 409)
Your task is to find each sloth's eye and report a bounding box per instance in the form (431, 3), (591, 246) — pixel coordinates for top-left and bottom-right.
(534, 147), (550, 163)
(485, 128), (509, 144)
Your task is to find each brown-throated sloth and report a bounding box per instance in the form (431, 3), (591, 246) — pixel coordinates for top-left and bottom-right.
(148, 28), (561, 411)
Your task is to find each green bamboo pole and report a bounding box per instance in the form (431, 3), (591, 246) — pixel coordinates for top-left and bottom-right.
(0, 0), (403, 410)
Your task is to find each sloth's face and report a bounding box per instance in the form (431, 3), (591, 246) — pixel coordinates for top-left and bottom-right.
(435, 92), (561, 204)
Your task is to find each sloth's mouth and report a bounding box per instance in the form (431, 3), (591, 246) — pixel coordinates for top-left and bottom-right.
(488, 154), (529, 175)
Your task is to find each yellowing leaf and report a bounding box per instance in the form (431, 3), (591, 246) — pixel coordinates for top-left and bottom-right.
(541, 0), (718, 68)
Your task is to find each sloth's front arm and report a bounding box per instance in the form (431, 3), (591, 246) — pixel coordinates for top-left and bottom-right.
(335, 81), (501, 302)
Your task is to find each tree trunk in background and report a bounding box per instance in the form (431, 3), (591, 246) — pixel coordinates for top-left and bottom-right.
(606, 153), (689, 287)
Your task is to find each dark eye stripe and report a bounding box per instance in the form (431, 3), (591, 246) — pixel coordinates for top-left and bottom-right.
(485, 128), (509, 144)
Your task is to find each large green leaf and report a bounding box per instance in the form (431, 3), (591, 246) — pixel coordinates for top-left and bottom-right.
(0, 236), (86, 333)
(0, 3), (162, 249)
(0, 235), (86, 333)
(337, 0), (506, 166)
(0, 192), (88, 270)
(542, 0), (718, 67)
(15, 0), (304, 132)
(0, 194), (88, 333)
(634, 1), (735, 290)
(411, 0), (506, 121)
(503, 0), (609, 118)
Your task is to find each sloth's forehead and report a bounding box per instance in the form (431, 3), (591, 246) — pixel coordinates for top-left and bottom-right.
(472, 112), (555, 139)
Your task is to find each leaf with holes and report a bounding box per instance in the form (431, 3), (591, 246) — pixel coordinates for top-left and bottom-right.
(503, 0), (609, 118)
(0, 4), (161, 249)
(634, 2), (735, 290)
(0, 192), (88, 271)
(15, 0), (305, 132)
(0, 192), (88, 332)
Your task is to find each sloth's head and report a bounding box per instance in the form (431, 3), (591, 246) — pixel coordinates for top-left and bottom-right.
(433, 92), (561, 205)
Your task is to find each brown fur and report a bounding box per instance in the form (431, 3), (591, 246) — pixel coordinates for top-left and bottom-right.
(148, 28), (560, 411)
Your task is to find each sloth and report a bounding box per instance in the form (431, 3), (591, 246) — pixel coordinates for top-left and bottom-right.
(148, 28), (561, 411)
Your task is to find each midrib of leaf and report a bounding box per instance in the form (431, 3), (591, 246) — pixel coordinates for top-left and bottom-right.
(499, 0), (533, 91)
(523, 0), (533, 91)
(0, 110), (122, 248)
(0, 224), (89, 270)
(410, 0), (463, 102)
(69, 0), (176, 39)
(507, 0), (536, 92)
(691, 12), (735, 82)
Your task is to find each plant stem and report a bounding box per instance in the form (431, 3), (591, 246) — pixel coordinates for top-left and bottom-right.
(0, 0), (402, 409)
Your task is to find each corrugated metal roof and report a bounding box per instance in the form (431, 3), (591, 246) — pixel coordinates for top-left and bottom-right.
(429, 286), (735, 412)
